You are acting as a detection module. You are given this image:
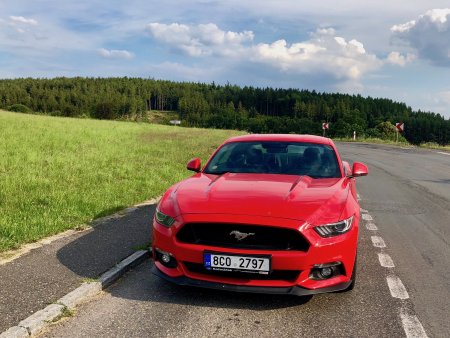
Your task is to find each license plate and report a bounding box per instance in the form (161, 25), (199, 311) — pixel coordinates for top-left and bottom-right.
(204, 252), (271, 274)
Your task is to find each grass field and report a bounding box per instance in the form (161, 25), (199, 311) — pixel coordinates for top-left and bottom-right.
(0, 110), (244, 252)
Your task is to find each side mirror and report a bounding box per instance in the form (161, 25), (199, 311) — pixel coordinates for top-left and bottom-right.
(352, 162), (368, 177)
(187, 158), (201, 172)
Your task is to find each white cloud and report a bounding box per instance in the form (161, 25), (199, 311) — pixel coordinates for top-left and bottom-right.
(386, 52), (416, 66)
(98, 48), (134, 59)
(146, 22), (254, 57)
(9, 16), (38, 25)
(391, 8), (450, 66)
(0, 15), (39, 34)
(252, 28), (383, 80)
(147, 23), (419, 85)
(0, 14), (97, 54)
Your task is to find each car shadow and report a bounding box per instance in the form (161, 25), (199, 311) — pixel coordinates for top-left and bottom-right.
(56, 203), (156, 279)
(106, 259), (314, 311)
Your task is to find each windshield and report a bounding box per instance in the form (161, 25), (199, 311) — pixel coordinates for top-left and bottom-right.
(203, 141), (341, 178)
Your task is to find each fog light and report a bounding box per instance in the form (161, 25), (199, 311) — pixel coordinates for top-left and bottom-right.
(155, 248), (178, 268)
(319, 267), (333, 279)
(310, 261), (343, 280)
(161, 254), (171, 264)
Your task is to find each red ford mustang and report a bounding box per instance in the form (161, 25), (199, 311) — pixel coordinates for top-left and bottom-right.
(152, 134), (368, 295)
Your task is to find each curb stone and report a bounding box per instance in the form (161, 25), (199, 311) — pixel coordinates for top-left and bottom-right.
(0, 250), (151, 337)
(100, 250), (151, 288)
(18, 304), (64, 336)
(58, 282), (102, 309)
(0, 326), (28, 338)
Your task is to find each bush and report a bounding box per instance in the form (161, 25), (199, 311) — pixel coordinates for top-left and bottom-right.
(375, 121), (397, 141)
(8, 104), (32, 113)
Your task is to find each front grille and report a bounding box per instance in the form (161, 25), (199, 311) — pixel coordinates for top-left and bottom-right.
(176, 223), (310, 251)
(184, 262), (300, 281)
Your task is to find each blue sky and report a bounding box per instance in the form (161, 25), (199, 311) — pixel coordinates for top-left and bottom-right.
(1, 0), (450, 118)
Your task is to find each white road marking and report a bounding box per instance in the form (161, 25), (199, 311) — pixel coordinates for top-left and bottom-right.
(436, 151), (450, 156)
(378, 253), (395, 268)
(400, 310), (429, 338)
(371, 236), (386, 248)
(387, 275), (409, 299)
(366, 222), (378, 231)
(362, 214), (373, 221)
(363, 208), (427, 337)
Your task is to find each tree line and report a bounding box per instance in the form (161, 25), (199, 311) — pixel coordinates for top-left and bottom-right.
(1, 77), (449, 145)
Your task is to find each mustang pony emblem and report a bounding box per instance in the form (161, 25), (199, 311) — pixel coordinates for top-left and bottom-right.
(230, 230), (255, 241)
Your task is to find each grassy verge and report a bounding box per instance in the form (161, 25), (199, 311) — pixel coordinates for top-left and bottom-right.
(333, 137), (411, 147)
(335, 137), (450, 152)
(0, 110), (244, 252)
(418, 142), (450, 152)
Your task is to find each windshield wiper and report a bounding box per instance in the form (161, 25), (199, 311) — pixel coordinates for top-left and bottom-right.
(204, 170), (233, 175)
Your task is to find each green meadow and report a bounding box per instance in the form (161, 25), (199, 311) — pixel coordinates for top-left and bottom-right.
(0, 110), (244, 252)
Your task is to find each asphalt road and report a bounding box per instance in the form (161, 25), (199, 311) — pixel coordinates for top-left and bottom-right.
(39, 143), (450, 338)
(337, 143), (450, 337)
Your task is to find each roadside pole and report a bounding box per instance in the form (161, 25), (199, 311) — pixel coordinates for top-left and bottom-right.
(322, 122), (329, 137)
(395, 122), (404, 143)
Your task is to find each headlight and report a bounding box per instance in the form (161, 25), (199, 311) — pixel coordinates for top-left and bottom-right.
(155, 208), (176, 227)
(314, 216), (354, 237)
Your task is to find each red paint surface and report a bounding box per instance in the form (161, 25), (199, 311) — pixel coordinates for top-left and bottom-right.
(152, 134), (366, 292)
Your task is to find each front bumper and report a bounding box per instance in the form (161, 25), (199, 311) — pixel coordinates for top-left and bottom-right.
(152, 265), (352, 296)
(152, 213), (359, 292)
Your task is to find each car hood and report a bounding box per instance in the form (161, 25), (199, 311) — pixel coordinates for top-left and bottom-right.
(170, 173), (349, 224)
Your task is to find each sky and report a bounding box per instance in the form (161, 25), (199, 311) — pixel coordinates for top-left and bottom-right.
(0, 1), (449, 118)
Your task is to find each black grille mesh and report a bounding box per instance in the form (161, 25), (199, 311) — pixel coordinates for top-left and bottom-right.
(176, 223), (309, 251)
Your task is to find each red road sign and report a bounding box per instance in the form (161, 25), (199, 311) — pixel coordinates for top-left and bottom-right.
(322, 123), (329, 130)
(395, 122), (404, 132)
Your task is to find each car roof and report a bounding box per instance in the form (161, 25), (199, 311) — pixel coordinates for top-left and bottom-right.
(224, 134), (334, 146)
